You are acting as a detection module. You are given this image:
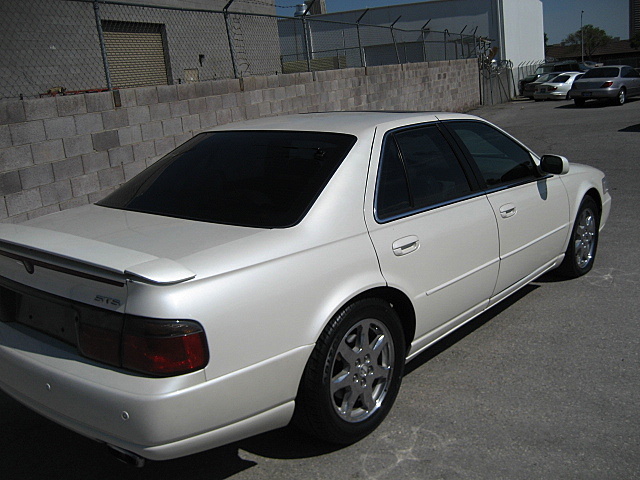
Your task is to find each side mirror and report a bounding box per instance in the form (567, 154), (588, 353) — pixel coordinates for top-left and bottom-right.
(540, 155), (570, 175)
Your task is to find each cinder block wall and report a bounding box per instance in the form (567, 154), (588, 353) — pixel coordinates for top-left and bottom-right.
(0, 59), (479, 223)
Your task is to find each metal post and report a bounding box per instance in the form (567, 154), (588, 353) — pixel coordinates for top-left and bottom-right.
(580, 10), (584, 63)
(421, 20), (431, 62)
(224, 0), (239, 79)
(356, 9), (369, 68)
(301, 0), (317, 72)
(93, 0), (112, 90)
(444, 30), (448, 60)
(390, 16), (402, 64)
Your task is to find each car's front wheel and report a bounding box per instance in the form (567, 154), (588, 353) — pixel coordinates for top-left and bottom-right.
(294, 298), (406, 444)
(557, 196), (600, 278)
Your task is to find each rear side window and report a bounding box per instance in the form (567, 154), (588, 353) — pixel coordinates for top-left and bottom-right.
(376, 125), (472, 221)
(98, 131), (356, 228)
(447, 122), (538, 188)
(551, 75), (570, 83)
(582, 67), (620, 78)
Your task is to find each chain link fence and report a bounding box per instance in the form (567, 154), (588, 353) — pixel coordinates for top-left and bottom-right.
(1, 0), (484, 101)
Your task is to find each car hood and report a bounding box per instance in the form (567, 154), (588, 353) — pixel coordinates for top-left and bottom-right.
(1, 204), (269, 284)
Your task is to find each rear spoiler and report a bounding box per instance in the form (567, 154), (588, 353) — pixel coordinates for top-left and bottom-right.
(0, 224), (195, 285)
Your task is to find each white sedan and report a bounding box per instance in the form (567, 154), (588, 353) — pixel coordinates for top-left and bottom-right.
(533, 72), (583, 101)
(0, 112), (611, 466)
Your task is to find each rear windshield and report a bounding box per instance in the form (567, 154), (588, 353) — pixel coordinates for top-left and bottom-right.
(550, 75), (570, 83)
(97, 131), (357, 228)
(582, 67), (620, 78)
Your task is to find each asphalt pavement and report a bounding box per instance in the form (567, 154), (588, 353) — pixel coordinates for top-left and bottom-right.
(1, 96), (639, 480)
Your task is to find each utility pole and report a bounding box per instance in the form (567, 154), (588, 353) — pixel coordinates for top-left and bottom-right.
(581, 10), (584, 63)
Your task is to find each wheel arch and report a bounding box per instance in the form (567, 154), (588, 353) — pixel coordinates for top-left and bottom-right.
(348, 286), (417, 352)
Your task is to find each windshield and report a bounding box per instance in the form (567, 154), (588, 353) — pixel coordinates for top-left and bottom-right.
(97, 131), (357, 228)
(535, 73), (558, 83)
(582, 67), (620, 78)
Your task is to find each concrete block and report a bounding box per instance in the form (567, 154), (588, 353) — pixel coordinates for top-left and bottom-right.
(206, 96), (223, 111)
(60, 196), (89, 211)
(117, 89), (137, 107)
(149, 103), (171, 121)
(230, 107), (245, 123)
(85, 91), (114, 112)
(0, 125), (11, 149)
(56, 95), (87, 117)
(135, 86), (159, 106)
(141, 122), (164, 141)
(123, 160), (147, 181)
(82, 151), (110, 173)
(108, 145), (134, 166)
(258, 102), (272, 117)
(117, 126), (142, 146)
(44, 116), (76, 140)
(102, 109), (129, 130)
(195, 81), (214, 98)
(174, 132), (192, 147)
(177, 83), (197, 101)
(216, 108), (232, 125)
(226, 79), (242, 93)
(211, 80), (230, 96)
(162, 118), (183, 137)
(199, 111), (218, 129)
(27, 204), (61, 220)
(248, 90), (264, 105)
(133, 141), (156, 162)
(0, 101), (26, 125)
(20, 164), (54, 190)
(75, 113), (104, 135)
(154, 137), (175, 157)
(92, 130), (119, 152)
(188, 97), (208, 115)
(23, 97), (58, 121)
(53, 156), (84, 181)
(222, 94), (237, 109)
(127, 106), (151, 125)
(170, 100), (190, 118)
(71, 173), (99, 197)
(157, 85), (179, 104)
(31, 139), (65, 164)
(6, 188), (43, 217)
(10, 121), (46, 146)
(182, 114), (201, 133)
(0, 145), (33, 171)
(0, 171), (21, 196)
(0, 197), (7, 220)
(245, 104), (260, 120)
(98, 166), (125, 189)
(40, 180), (73, 206)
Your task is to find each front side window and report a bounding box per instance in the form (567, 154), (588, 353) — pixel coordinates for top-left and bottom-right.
(376, 125), (472, 221)
(98, 131), (356, 228)
(447, 122), (538, 188)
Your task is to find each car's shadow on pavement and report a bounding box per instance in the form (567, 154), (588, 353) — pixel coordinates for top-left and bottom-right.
(554, 97), (640, 109)
(1, 284), (544, 479)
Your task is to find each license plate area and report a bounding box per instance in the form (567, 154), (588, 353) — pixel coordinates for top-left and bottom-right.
(582, 92), (592, 97)
(17, 294), (79, 345)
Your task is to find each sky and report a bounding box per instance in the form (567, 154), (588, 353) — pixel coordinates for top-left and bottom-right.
(276, 0), (630, 44)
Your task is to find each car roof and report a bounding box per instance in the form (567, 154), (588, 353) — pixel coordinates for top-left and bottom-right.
(203, 111), (480, 136)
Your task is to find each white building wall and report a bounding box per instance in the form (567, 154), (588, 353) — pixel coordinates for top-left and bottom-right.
(500, 0), (545, 67)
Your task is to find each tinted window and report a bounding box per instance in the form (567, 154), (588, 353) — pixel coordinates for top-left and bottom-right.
(448, 122), (538, 187)
(550, 75), (570, 83)
(582, 67), (620, 78)
(98, 131), (356, 228)
(623, 67), (640, 78)
(376, 125), (471, 220)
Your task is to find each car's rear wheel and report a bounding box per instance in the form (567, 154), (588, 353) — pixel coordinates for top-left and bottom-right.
(557, 196), (600, 278)
(294, 298), (405, 444)
(613, 88), (626, 106)
(574, 98), (585, 107)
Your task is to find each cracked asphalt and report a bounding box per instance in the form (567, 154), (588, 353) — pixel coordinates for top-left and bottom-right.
(2, 96), (639, 480)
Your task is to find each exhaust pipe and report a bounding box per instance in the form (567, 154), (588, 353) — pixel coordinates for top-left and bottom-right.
(107, 444), (146, 468)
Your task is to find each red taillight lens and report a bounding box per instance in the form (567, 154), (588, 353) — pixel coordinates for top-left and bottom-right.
(78, 322), (122, 366)
(601, 81), (613, 88)
(122, 317), (209, 376)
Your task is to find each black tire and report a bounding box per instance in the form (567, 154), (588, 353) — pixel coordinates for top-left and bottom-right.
(293, 298), (406, 445)
(613, 88), (626, 106)
(574, 98), (585, 107)
(557, 196), (600, 278)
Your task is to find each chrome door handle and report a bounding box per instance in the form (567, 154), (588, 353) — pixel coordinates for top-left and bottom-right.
(392, 236), (419, 256)
(499, 204), (517, 218)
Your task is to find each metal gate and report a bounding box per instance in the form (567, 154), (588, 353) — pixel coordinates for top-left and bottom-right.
(102, 21), (169, 89)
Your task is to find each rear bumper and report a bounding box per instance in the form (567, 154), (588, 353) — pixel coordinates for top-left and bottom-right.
(533, 91), (567, 100)
(0, 322), (311, 460)
(568, 88), (618, 100)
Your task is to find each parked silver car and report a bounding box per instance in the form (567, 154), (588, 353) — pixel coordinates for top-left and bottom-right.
(568, 65), (640, 106)
(534, 72), (583, 101)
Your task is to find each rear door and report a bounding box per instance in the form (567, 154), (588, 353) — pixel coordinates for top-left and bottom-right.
(365, 123), (500, 355)
(443, 121), (570, 299)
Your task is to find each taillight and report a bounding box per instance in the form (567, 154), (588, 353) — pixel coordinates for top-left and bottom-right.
(122, 317), (209, 376)
(78, 314), (209, 376)
(601, 81), (613, 88)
